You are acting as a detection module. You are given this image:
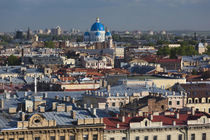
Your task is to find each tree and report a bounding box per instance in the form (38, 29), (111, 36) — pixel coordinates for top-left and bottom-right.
(8, 55), (21, 66)
(157, 46), (170, 56)
(205, 46), (210, 55)
(44, 41), (55, 48)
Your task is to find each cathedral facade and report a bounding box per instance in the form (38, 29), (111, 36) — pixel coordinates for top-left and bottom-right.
(84, 18), (112, 43)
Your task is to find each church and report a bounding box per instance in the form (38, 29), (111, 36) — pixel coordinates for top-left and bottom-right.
(84, 18), (114, 49)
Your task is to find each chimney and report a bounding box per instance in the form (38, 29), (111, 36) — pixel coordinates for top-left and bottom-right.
(124, 93), (127, 96)
(120, 116), (125, 122)
(83, 104), (87, 109)
(72, 98), (75, 103)
(72, 111), (76, 119)
(116, 123), (120, 128)
(66, 105), (72, 112)
(173, 120), (176, 126)
(55, 95), (59, 100)
(173, 91), (175, 96)
(176, 113), (179, 119)
(43, 92), (48, 99)
(0, 99), (4, 109)
(21, 112), (25, 121)
(107, 85), (111, 92)
(24, 92), (28, 98)
(34, 76), (37, 94)
(39, 106), (45, 112)
(149, 114), (153, 120)
(91, 108), (97, 116)
(192, 107), (195, 115)
(66, 96), (71, 102)
(116, 93), (119, 97)
(180, 91), (183, 96)
(52, 102), (57, 110)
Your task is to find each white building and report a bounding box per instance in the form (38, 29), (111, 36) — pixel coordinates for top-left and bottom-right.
(84, 18), (112, 43)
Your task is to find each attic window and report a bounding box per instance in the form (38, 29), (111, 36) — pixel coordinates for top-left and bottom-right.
(34, 119), (41, 123)
(145, 121), (148, 126)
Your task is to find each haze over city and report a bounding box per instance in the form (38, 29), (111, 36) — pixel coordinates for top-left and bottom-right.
(0, 0), (210, 32)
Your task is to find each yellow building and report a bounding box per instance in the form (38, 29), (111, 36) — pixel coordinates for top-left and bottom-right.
(0, 112), (104, 140)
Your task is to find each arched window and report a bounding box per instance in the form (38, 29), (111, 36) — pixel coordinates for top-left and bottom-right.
(145, 121), (148, 126)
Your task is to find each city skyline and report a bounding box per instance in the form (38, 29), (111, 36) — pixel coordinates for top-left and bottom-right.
(0, 0), (210, 32)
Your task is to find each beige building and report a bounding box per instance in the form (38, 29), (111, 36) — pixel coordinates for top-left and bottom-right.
(0, 113), (104, 140)
(126, 78), (186, 89)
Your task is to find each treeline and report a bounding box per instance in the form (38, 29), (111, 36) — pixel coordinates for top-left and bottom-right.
(157, 46), (198, 58)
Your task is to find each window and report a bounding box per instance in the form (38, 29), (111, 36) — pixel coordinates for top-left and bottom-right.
(83, 135), (88, 140)
(122, 137), (126, 140)
(50, 136), (55, 140)
(35, 138), (40, 140)
(169, 101), (172, 105)
(60, 136), (65, 140)
(167, 135), (171, 140)
(110, 138), (115, 140)
(195, 99), (198, 103)
(93, 135), (98, 140)
(19, 138), (24, 140)
(112, 103), (115, 107)
(191, 134), (195, 140)
(178, 134), (182, 140)
(144, 136), (148, 140)
(202, 133), (206, 140)
(9, 139), (14, 140)
(209, 108), (210, 113)
(196, 108), (199, 112)
(153, 135), (157, 140)
(177, 101), (180, 105)
(135, 136), (140, 140)
(188, 99), (192, 103)
(161, 105), (164, 110)
(69, 136), (75, 140)
(145, 121), (148, 126)
(203, 118), (206, 124)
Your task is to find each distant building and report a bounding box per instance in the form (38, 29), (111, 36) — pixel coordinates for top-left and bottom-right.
(196, 42), (206, 54)
(51, 26), (62, 35)
(84, 18), (113, 49)
(15, 30), (24, 39)
(120, 95), (169, 115)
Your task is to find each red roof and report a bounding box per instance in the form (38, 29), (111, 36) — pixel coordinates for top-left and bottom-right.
(104, 112), (210, 130)
(157, 59), (181, 63)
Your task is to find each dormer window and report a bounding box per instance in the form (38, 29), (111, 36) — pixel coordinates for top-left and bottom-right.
(203, 118), (205, 124)
(145, 121), (148, 126)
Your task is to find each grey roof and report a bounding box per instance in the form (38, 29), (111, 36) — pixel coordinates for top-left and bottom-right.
(91, 84), (175, 97)
(42, 110), (95, 126)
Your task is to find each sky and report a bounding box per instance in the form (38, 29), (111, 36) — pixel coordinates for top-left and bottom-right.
(0, 0), (210, 32)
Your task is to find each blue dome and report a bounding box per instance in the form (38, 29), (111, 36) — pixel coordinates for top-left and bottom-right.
(91, 22), (105, 31)
(105, 32), (111, 36)
(95, 32), (100, 36)
(84, 32), (90, 36)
